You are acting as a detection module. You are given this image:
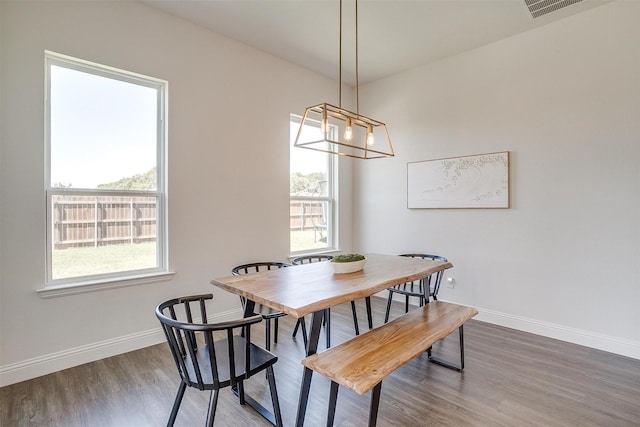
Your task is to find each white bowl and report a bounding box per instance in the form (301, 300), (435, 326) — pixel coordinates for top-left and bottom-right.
(331, 258), (366, 274)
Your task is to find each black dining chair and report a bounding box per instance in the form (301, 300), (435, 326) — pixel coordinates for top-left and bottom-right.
(231, 262), (305, 351)
(291, 255), (373, 340)
(384, 253), (448, 323)
(156, 294), (283, 427)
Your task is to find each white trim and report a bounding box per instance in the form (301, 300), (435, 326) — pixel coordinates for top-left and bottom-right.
(45, 50), (166, 89)
(289, 114), (337, 255)
(378, 294), (640, 360)
(0, 308), (243, 387)
(459, 302), (640, 360)
(37, 271), (175, 298)
(44, 50), (169, 286)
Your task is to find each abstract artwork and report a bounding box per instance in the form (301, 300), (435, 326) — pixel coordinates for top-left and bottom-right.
(407, 151), (510, 208)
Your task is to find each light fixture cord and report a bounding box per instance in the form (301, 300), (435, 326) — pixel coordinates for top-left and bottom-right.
(355, 0), (359, 115)
(339, 0), (360, 113)
(339, 0), (342, 108)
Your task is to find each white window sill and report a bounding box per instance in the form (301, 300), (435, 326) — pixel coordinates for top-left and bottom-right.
(289, 249), (341, 259)
(37, 271), (176, 299)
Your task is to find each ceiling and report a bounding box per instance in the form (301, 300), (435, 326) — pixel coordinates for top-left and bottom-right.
(142, 0), (613, 86)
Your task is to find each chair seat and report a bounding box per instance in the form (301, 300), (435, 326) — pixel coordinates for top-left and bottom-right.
(183, 336), (278, 389)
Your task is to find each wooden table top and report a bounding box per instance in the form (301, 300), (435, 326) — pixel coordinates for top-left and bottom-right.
(210, 253), (453, 318)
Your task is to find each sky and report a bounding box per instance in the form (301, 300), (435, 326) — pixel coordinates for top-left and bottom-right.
(50, 65), (158, 189)
(289, 118), (328, 176)
(50, 63), (328, 189)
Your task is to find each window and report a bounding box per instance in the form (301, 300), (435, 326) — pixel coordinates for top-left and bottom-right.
(290, 115), (337, 254)
(44, 51), (169, 290)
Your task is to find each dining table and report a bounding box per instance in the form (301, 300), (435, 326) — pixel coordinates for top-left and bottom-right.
(210, 252), (453, 426)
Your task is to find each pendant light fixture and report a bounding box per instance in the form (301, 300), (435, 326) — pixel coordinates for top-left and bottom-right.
(293, 0), (394, 159)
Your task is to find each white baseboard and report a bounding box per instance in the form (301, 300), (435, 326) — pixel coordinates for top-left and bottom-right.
(380, 293), (640, 360)
(0, 308), (243, 387)
(3, 303), (638, 387)
(469, 305), (640, 360)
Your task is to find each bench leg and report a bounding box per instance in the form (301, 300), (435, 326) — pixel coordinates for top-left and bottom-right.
(369, 382), (382, 427)
(428, 325), (465, 371)
(326, 381), (339, 427)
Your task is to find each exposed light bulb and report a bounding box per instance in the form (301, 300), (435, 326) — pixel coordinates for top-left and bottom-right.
(366, 126), (375, 146)
(321, 118), (328, 134)
(344, 119), (353, 141)
(321, 109), (329, 135)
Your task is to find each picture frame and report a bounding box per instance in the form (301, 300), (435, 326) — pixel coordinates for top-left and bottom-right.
(407, 151), (510, 209)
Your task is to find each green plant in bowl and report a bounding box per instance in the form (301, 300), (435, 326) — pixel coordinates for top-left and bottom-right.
(330, 254), (366, 274)
(331, 254), (366, 263)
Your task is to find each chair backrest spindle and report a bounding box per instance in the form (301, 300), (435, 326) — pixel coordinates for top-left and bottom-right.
(231, 262), (291, 276)
(291, 255), (333, 265)
(399, 253), (448, 298)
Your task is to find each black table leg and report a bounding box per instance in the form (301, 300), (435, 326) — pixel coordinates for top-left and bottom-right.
(365, 296), (373, 330)
(325, 309), (331, 348)
(295, 310), (325, 427)
(350, 301), (360, 335)
(243, 299), (256, 318)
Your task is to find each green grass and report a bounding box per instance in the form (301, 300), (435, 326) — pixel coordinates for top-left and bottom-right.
(290, 229), (329, 253)
(53, 232), (325, 280)
(52, 242), (157, 280)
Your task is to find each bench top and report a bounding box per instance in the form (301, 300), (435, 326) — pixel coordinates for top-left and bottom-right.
(302, 301), (478, 395)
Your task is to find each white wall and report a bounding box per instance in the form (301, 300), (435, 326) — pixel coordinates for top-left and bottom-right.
(0, 1), (354, 385)
(356, 0), (640, 358)
(2, 0), (637, 388)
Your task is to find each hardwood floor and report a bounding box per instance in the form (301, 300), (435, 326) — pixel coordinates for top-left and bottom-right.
(2, 296), (639, 426)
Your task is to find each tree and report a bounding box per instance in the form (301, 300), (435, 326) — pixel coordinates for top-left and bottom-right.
(53, 182), (73, 188)
(97, 167), (156, 190)
(290, 172), (326, 196)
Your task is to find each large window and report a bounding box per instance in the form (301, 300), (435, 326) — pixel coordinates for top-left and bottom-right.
(290, 115), (336, 254)
(45, 51), (168, 289)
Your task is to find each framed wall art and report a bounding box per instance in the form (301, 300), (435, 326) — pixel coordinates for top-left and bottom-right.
(407, 151), (510, 209)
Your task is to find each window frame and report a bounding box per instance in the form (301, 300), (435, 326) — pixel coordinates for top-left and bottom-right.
(289, 114), (338, 256)
(42, 51), (171, 295)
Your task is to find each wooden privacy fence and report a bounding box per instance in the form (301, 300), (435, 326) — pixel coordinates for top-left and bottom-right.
(52, 195), (157, 250)
(52, 197), (326, 250)
(290, 200), (326, 231)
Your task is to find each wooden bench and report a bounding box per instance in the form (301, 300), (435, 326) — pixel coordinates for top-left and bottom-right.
(302, 301), (478, 427)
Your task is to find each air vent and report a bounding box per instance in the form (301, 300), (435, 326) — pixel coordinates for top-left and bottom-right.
(524, 0), (583, 18)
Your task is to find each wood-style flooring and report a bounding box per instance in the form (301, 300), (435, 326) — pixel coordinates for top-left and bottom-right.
(2, 296), (639, 426)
